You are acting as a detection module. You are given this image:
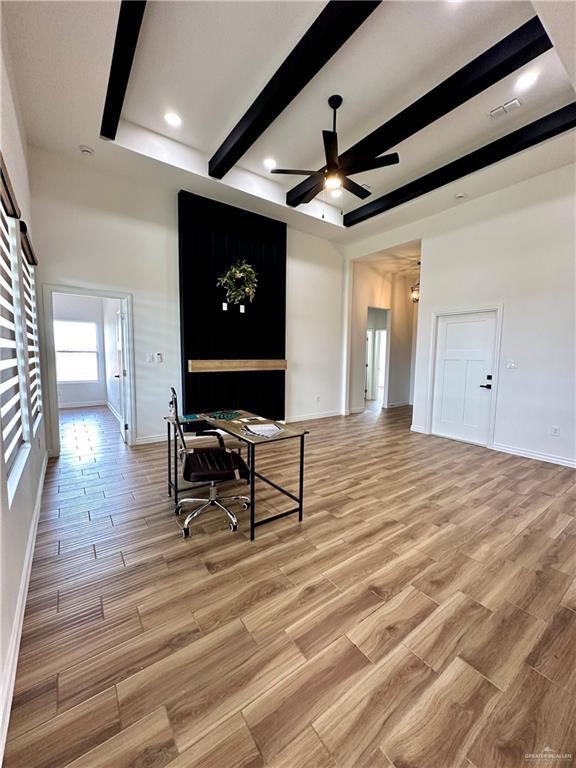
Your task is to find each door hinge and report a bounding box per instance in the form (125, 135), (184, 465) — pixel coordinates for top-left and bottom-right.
(124, 423), (129, 430)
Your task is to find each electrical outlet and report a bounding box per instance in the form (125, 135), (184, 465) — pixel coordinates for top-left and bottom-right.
(155, 352), (163, 364)
(551, 425), (560, 437)
(146, 353), (154, 363)
(314, 395), (320, 403)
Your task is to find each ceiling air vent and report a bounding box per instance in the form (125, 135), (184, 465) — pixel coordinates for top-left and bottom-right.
(489, 98), (522, 119)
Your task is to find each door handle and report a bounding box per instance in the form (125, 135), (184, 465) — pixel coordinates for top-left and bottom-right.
(479, 384), (492, 389)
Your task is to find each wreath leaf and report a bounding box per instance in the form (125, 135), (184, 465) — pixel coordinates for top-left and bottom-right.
(217, 260), (258, 304)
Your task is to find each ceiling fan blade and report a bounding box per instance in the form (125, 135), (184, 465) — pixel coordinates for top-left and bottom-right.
(322, 130), (339, 169)
(300, 179), (325, 204)
(341, 153), (400, 175)
(271, 169), (325, 176)
(343, 177), (371, 199)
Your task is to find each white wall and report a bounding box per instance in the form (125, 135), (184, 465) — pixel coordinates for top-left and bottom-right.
(412, 165), (575, 466)
(31, 147), (181, 444)
(0, 31), (47, 759)
(388, 275), (416, 408)
(30, 148), (348, 444)
(103, 298), (122, 419)
(286, 229), (344, 420)
(52, 293), (107, 407)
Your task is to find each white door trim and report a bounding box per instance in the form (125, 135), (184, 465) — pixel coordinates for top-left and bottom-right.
(424, 303), (503, 447)
(40, 283), (137, 456)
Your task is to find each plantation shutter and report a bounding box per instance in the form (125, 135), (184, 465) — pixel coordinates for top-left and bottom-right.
(0, 201), (24, 471)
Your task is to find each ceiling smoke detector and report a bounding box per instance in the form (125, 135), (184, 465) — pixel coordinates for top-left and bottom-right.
(79, 145), (95, 156)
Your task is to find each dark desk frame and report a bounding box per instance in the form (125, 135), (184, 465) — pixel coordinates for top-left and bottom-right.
(166, 414), (307, 540)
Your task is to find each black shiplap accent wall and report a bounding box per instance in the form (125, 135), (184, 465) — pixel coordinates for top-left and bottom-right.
(178, 191), (287, 419)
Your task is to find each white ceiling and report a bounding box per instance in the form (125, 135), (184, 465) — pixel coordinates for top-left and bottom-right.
(2, 0), (575, 245)
(123, 0), (575, 209)
(357, 240), (421, 278)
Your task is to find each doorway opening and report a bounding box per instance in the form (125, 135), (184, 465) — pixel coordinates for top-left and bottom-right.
(365, 307), (389, 408)
(42, 286), (136, 456)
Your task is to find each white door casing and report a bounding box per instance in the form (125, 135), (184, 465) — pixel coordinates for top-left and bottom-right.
(431, 310), (497, 445)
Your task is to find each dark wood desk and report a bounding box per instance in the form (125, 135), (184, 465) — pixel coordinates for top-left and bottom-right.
(166, 410), (308, 540)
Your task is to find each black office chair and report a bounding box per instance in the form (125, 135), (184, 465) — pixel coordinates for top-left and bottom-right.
(169, 388), (251, 538)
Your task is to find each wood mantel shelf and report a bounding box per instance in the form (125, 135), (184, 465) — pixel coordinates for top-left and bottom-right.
(188, 359), (288, 373)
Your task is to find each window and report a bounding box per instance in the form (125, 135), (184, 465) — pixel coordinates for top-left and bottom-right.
(54, 321), (99, 382)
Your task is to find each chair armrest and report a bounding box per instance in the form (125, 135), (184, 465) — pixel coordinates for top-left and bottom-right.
(195, 430), (225, 449)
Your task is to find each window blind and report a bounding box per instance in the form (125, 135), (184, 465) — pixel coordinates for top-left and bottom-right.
(0, 202), (24, 471)
(21, 252), (42, 424)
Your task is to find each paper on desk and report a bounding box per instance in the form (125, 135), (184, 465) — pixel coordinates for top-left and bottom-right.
(245, 423), (283, 438)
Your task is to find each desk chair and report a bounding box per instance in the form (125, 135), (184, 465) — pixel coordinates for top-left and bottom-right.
(169, 388), (251, 538)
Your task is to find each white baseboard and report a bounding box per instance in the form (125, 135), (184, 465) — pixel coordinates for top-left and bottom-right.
(491, 442), (576, 469)
(386, 401), (410, 408)
(107, 401), (122, 422)
(0, 452), (47, 761)
(133, 433), (165, 446)
(286, 409), (344, 423)
(409, 428), (574, 469)
(350, 406), (365, 414)
(58, 400), (107, 409)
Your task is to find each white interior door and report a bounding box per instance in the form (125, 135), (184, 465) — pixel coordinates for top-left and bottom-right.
(432, 311), (497, 445)
(116, 303), (131, 443)
(365, 331), (375, 400)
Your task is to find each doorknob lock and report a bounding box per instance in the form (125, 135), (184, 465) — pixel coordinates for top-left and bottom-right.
(479, 384), (492, 389)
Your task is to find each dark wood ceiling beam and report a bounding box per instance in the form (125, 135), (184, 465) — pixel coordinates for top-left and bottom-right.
(208, 1), (381, 180)
(343, 102), (576, 227)
(287, 16), (552, 207)
(100, 1), (147, 140)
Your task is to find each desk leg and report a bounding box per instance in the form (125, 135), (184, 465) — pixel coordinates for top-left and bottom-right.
(167, 422), (172, 497)
(299, 434), (305, 522)
(173, 426), (179, 507)
(250, 443), (256, 541)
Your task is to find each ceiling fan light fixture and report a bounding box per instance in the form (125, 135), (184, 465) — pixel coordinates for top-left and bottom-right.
(263, 157), (277, 170)
(325, 173), (342, 190)
(330, 188), (342, 199)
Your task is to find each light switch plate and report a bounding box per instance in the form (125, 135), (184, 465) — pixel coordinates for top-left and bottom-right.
(506, 359), (518, 369)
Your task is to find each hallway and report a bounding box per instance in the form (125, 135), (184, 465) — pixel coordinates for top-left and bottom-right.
(4, 405), (576, 767)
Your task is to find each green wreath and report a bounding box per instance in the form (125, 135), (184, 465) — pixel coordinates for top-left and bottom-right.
(217, 260), (258, 304)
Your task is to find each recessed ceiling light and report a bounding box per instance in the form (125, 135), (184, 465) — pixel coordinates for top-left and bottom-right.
(515, 70), (539, 93)
(164, 112), (182, 127)
(263, 158), (276, 170)
(330, 189), (342, 199)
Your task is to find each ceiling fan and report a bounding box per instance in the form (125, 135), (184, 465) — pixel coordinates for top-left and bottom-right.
(270, 95), (399, 204)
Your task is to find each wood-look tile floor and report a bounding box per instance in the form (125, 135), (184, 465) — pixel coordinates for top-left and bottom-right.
(5, 405), (576, 768)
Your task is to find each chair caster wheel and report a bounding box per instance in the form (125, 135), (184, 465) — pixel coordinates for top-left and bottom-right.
(174, 505), (182, 516)
(181, 527), (190, 538)
(229, 523), (238, 532)
(241, 503), (249, 511)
